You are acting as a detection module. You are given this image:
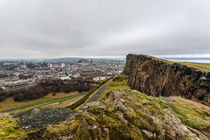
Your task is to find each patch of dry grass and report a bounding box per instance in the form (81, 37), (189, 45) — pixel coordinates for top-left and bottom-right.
(179, 62), (210, 72)
(0, 114), (27, 139)
(0, 91), (81, 112)
(167, 96), (210, 130)
(58, 95), (86, 108)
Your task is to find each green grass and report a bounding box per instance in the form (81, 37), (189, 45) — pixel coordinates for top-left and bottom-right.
(19, 93), (87, 112)
(0, 91), (82, 112)
(75, 89), (100, 110)
(95, 72), (210, 131)
(179, 62), (210, 72)
(28, 88), (210, 139)
(98, 80), (105, 83)
(0, 114), (27, 139)
(97, 74), (129, 101)
(167, 96), (210, 130)
(75, 80), (112, 110)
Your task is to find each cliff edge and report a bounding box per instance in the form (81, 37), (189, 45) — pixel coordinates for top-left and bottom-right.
(123, 54), (210, 106)
(1, 75), (209, 139)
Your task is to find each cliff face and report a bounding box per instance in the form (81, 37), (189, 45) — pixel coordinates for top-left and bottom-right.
(124, 54), (210, 106)
(1, 75), (209, 139)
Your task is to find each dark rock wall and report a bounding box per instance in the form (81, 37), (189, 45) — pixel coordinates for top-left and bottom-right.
(124, 54), (210, 106)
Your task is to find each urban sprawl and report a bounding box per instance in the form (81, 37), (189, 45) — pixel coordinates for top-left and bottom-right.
(0, 58), (125, 90)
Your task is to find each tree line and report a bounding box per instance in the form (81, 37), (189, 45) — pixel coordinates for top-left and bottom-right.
(0, 78), (98, 102)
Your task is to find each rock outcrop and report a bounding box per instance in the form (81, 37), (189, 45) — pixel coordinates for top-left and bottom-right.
(124, 54), (210, 106)
(26, 89), (210, 140)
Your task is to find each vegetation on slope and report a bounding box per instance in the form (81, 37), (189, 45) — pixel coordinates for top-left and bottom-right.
(29, 88), (209, 139)
(69, 78), (113, 110)
(97, 74), (129, 101)
(180, 62), (210, 72)
(1, 74), (209, 139)
(0, 114), (27, 139)
(167, 96), (210, 130)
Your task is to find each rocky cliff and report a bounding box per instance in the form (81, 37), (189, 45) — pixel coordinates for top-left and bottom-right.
(124, 54), (210, 106)
(1, 75), (209, 139)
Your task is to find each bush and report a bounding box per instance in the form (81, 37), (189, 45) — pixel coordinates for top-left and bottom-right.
(1, 79), (98, 102)
(14, 93), (24, 102)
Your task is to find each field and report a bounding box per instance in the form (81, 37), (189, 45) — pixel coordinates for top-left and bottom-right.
(0, 91), (86, 112)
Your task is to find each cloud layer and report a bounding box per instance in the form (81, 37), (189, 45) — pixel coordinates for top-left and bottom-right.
(0, 0), (210, 58)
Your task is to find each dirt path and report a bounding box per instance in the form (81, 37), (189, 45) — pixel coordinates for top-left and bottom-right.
(80, 80), (112, 110)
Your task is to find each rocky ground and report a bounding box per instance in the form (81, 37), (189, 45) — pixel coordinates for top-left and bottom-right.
(13, 107), (78, 130)
(27, 89), (210, 140)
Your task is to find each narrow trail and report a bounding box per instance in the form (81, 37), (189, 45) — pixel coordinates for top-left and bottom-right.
(80, 80), (112, 110)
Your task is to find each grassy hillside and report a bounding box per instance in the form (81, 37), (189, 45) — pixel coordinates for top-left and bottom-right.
(26, 75), (209, 139)
(0, 114), (28, 139)
(98, 74), (210, 131)
(1, 74), (209, 139)
(167, 96), (210, 130)
(28, 89), (209, 139)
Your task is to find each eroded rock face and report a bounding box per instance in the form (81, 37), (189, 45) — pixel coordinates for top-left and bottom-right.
(124, 54), (210, 106)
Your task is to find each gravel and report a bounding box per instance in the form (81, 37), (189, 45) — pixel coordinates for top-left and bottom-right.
(13, 107), (78, 130)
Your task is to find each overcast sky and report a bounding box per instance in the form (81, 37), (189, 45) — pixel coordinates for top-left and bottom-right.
(0, 0), (210, 58)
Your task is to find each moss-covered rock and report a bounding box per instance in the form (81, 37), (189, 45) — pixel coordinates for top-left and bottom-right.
(27, 89), (209, 140)
(0, 113), (28, 139)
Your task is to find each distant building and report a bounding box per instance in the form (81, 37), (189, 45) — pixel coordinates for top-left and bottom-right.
(72, 73), (81, 78)
(91, 59), (93, 64)
(61, 63), (66, 68)
(93, 76), (106, 81)
(60, 76), (71, 80)
(49, 64), (53, 69)
(20, 64), (27, 69)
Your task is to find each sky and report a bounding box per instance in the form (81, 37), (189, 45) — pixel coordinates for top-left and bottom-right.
(0, 0), (210, 59)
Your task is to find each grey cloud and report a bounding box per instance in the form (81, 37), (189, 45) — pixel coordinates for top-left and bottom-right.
(0, 0), (210, 58)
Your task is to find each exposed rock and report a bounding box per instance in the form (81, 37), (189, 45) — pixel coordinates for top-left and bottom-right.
(27, 89), (209, 140)
(123, 54), (210, 106)
(13, 107), (78, 130)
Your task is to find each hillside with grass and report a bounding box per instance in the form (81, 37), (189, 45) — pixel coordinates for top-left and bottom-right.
(0, 74), (209, 139)
(1, 53), (210, 140)
(22, 74), (209, 140)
